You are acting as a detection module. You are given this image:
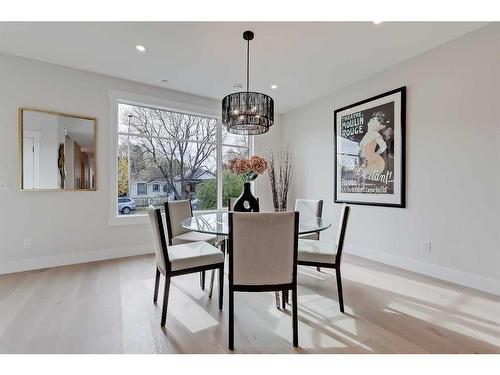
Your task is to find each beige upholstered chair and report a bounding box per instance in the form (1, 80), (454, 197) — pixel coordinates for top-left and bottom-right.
(165, 200), (218, 245)
(149, 209), (224, 327)
(298, 205), (350, 313)
(164, 200), (219, 290)
(295, 199), (323, 240)
(228, 211), (299, 350)
(295, 199), (324, 272)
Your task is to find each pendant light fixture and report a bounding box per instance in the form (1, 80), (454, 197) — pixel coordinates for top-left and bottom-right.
(222, 31), (274, 135)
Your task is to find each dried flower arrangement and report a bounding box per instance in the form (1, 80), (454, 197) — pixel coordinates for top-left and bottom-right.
(228, 155), (268, 183)
(268, 147), (293, 212)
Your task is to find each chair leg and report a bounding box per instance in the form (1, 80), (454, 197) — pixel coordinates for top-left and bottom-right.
(200, 271), (205, 290)
(335, 268), (345, 313)
(161, 275), (171, 327)
(208, 269), (215, 299)
(317, 267), (321, 272)
(218, 266), (224, 311)
(292, 286), (298, 347)
(229, 289), (234, 350)
(275, 291), (281, 309)
(153, 268), (160, 304)
(281, 290), (286, 309)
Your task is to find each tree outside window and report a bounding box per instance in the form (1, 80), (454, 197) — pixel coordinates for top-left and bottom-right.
(117, 103), (249, 215)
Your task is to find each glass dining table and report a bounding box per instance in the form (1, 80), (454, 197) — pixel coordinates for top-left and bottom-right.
(181, 211), (332, 237)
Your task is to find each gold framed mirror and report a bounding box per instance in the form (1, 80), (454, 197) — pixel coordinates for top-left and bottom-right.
(19, 108), (97, 191)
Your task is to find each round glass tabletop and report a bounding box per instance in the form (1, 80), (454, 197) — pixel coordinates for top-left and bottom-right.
(181, 212), (332, 236)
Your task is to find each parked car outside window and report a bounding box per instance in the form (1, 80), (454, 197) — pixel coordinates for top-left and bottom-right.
(118, 197), (137, 214)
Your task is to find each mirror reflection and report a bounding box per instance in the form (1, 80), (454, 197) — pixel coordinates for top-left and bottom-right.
(20, 109), (96, 190)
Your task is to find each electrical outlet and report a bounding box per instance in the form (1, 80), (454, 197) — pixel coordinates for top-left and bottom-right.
(23, 239), (32, 249)
(422, 241), (431, 253)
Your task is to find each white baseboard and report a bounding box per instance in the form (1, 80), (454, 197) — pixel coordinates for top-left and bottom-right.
(0, 245), (154, 275)
(346, 244), (500, 297)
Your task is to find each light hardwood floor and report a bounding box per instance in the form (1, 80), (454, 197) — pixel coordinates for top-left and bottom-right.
(0, 253), (499, 353)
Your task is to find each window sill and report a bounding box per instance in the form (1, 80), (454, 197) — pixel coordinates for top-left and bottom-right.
(108, 214), (149, 227)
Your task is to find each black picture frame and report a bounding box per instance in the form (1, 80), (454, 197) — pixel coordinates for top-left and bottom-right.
(334, 87), (406, 208)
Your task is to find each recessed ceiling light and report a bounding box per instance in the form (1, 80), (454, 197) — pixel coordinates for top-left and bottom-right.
(136, 45), (146, 52)
(271, 85), (278, 89)
(373, 21), (383, 25)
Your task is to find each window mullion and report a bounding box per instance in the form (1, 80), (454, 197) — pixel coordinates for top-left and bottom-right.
(216, 122), (223, 210)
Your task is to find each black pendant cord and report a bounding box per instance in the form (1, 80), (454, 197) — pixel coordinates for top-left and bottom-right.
(246, 38), (250, 93)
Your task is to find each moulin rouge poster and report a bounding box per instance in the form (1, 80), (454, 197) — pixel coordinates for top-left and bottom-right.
(334, 87), (406, 207)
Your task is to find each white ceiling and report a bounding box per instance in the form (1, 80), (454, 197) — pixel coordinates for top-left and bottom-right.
(0, 22), (486, 113)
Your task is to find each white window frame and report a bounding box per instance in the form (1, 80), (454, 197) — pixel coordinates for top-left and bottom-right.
(107, 89), (253, 226)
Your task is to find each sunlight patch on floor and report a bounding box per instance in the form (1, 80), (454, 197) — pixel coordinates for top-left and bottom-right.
(385, 301), (432, 321)
(169, 284), (219, 333)
(349, 262), (462, 303)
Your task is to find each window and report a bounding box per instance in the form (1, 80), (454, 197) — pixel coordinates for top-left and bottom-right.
(221, 126), (250, 207)
(117, 102), (249, 216)
(137, 183), (147, 195)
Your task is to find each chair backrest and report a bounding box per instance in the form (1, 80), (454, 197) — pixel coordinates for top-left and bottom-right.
(148, 208), (170, 272)
(228, 211), (298, 287)
(295, 199), (323, 240)
(295, 199), (323, 221)
(335, 205), (350, 264)
(164, 200), (192, 242)
(228, 197), (259, 212)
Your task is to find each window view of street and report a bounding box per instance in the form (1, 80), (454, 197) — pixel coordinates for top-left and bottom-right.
(117, 103), (249, 215)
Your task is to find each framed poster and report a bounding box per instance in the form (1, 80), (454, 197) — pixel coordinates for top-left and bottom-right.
(334, 87), (406, 208)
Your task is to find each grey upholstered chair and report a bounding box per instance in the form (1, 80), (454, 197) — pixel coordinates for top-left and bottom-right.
(228, 211), (299, 350)
(295, 199), (323, 240)
(164, 200), (219, 290)
(148, 209), (225, 327)
(297, 205), (350, 313)
(295, 199), (324, 272)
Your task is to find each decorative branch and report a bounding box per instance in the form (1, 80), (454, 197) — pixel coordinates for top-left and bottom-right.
(268, 146), (293, 212)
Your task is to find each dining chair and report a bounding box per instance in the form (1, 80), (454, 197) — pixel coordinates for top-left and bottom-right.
(227, 197), (259, 211)
(148, 209), (225, 327)
(164, 200), (219, 291)
(228, 211), (299, 350)
(295, 199), (323, 272)
(295, 199), (323, 240)
(297, 205), (350, 313)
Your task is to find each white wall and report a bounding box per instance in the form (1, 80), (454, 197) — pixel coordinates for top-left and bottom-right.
(283, 24), (500, 294)
(0, 52), (273, 273)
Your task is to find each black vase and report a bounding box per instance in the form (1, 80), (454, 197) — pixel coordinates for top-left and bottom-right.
(233, 182), (260, 212)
